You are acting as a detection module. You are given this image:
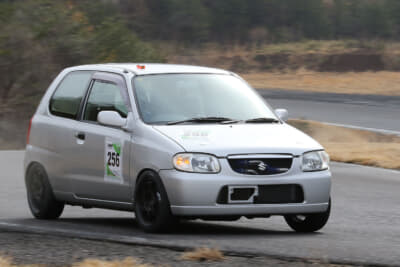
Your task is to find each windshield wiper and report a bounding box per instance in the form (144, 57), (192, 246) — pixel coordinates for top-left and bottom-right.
(244, 117), (280, 123)
(167, 116), (238, 125)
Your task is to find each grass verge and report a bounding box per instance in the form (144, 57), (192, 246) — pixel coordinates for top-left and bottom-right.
(72, 258), (152, 267)
(290, 119), (400, 170)
(0, 249), (225, 267)
(243, 70), (400, 96)
(180, 247), (225, 262)
(0, 256), (42, 267)
(0, 256), (153, 267)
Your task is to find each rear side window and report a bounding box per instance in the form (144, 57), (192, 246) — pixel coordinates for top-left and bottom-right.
(49, 71), (92, 119)
(83, 80), (128, 122)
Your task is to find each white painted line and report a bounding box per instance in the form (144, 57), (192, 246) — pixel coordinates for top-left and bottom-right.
(343, 101), (372, 105)
(317, 121), (400, 136)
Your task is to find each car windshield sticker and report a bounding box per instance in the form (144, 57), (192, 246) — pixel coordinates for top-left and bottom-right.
(105, 137), (123, 184)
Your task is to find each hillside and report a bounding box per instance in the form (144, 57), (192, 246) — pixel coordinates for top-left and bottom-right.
(2, 0), (400, 149)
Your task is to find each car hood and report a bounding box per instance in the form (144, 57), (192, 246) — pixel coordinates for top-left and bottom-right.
(153, 123), (323, 157)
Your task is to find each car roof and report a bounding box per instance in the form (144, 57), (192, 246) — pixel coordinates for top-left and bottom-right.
(68, 63), (231, 76)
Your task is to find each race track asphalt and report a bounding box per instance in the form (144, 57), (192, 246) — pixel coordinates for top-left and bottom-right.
(1, 151), (399, 266)
(259, 89), (400, 134)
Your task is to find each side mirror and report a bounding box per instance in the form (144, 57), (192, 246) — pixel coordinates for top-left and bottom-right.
(97, 111), (127, 128)
(275, 108), (289, 122)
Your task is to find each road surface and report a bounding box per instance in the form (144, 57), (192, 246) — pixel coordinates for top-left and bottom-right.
(1, 151), (399, 266)
(259, 89), (400, 134)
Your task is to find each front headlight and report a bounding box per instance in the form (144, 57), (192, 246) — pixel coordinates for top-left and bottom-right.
(173, 153), (221, 173)
(301, 151), (330, 172)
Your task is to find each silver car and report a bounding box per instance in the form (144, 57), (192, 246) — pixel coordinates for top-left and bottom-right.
(24, 63), (331, 233)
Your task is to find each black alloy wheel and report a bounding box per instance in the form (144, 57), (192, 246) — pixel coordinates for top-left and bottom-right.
(284, 198), (331, 233)
(134, 171), (177, 233)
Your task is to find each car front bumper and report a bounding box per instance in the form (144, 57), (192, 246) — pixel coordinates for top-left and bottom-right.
(159, 158), (331, 216)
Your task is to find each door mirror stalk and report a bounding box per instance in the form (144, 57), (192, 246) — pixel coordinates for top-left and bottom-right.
(122, 112), (135, 132)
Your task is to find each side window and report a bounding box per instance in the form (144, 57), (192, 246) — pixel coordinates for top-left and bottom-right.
(83, 80), (129, 122)
(49, 71), (92, 119)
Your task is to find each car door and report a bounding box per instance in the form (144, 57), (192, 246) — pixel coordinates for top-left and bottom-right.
(46, 70), (94, 194)
(71, 72), (132, 203)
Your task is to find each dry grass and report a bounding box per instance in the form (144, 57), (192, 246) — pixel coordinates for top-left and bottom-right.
(0, 250), (226, 266)
(180, 247), (225, 262)
(164, 40), (400, 96)
(253, 39), (385, 54)
(0, 257), (152, 267)
(72, 258), (152, 267)
(243, 70), (400, 95)
(290, 119), (400, 170)
(0, 256), (43, 267)
(165, 39), (385, 62)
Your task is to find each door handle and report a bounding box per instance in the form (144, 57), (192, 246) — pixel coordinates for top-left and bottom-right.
(75, 132), (85, 140)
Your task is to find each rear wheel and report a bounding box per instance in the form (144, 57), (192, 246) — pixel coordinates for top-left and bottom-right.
(134, 171), (177, 233)
(284, 199), (331, 232)
(26, 163), (64, 219)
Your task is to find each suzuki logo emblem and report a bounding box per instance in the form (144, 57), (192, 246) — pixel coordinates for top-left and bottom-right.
(257, 162), (267, 171)
(248, 160), (269, 172)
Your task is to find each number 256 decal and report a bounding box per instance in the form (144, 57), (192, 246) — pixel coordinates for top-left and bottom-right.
(105, 138), (123, 183)
(107, 151), (120, 167)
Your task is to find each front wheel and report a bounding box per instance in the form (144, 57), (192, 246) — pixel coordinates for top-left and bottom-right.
(134, 171), (177, 233)
(284, 199), (331, 233)
(25, 163), (64, 219)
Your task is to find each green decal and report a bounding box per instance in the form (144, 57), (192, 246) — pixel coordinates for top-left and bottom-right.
(113, 144), (121, 156)
(106, 164), (116, 177)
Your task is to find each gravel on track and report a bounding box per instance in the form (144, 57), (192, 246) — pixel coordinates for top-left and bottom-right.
(0, 230), (354, 267)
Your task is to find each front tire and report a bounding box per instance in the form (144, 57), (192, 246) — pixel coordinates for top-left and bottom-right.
(284, 199), (331, 233)
(134, 171), (177, 233)
(25, 163), (64, 219)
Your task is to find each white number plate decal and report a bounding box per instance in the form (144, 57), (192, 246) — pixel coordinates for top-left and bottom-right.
(105, 137), (123, 184)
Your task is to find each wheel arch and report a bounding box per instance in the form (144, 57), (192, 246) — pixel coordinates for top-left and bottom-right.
(25, 161), (42, 182)
(135, 168), (158, 185)
(25, 161), (56, 191)
(133, 168), (171, 204)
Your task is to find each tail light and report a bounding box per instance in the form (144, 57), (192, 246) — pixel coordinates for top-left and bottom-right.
(26, 117), (33, 145)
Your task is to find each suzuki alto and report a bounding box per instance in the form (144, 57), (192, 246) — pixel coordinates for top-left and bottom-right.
(24, 63), (331, 232)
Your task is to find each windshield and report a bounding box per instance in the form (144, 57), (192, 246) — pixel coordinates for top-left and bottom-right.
(133, 74), (277, 124)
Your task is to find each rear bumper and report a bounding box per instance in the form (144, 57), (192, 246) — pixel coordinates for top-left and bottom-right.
(159, 159), (331, 216)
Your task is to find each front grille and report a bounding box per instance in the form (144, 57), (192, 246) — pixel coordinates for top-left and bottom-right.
(228, 156), (292, 175)
(217, 184), (304, 204)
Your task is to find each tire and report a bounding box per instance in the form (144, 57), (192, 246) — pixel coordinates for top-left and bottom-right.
(284, 199), (331, 233)
(134, 171), (177, 233)
(25, 163), (64, 219)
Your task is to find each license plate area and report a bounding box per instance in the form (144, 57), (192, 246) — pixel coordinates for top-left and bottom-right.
(228, 185), (258, 204)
